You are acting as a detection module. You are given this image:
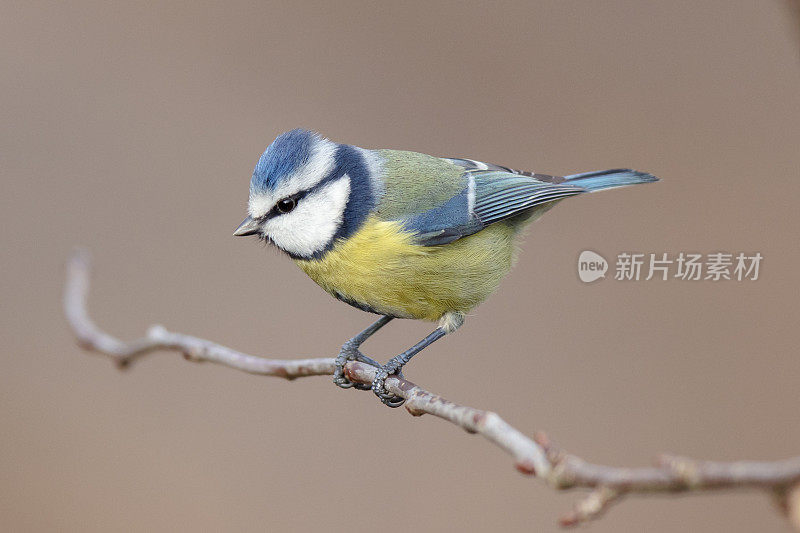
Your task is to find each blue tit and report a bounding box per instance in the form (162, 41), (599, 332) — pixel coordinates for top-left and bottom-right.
(235, 129), (658, 406)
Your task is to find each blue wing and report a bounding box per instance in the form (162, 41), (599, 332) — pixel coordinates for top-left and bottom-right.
(399, 164), (586, 246)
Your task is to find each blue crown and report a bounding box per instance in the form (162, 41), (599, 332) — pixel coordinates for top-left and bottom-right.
(250, 129), (319, 192)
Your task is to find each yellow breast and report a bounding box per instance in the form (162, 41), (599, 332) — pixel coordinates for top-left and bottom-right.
(293, 216), (519, 321)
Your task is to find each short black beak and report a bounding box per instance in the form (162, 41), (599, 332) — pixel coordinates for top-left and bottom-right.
(233, 216), (260, 236)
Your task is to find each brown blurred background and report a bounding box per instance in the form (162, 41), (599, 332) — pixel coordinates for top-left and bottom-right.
(2, 1), (799, 531)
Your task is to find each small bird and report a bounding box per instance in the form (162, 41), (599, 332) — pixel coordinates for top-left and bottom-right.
(235, 129), (658, 406)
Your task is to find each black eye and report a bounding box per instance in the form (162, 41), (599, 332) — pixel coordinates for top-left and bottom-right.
(276, 198), (296, 214)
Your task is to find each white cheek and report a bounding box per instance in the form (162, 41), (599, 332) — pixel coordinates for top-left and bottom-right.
(264, 177), (351, 257)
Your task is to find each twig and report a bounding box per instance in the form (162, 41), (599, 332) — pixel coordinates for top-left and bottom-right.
(63, 249), (800, 528)
(63, 249), (550, 476)
(535, 434), (800, 527)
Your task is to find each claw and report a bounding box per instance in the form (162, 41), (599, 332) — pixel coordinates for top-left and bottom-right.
(333, 372), (356, 389)
(333, 350), (356, 389)
(371, 367), (405, 408)
(333, 343), (381, 390)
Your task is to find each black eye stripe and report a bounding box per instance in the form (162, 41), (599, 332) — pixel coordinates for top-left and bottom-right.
(260, 172), (343, 221)
(266, 190), (307, 218)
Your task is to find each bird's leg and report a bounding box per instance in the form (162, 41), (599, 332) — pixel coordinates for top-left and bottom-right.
(333, 316), (393, 390)
(371, 328), (447, 407)
(373, 312), (464, 407)
(372, 312), (465, 407)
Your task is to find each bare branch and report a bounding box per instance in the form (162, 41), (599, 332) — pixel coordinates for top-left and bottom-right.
(64, 249), (800, 529)
(63, 249), (550, 476)
(535, 433), (800, 526)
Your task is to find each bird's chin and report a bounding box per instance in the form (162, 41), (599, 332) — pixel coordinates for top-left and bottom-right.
(259, 232), (277, 247)
(259, 233), (290, 256)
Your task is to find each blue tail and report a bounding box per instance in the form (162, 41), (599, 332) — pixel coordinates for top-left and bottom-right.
(563, 168), (659, 192)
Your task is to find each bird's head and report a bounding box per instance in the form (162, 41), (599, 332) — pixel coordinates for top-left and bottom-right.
(234, 129), (380, 260)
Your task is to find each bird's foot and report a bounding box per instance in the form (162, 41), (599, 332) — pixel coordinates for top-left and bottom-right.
(333, 341), (381, 391)
(371, 363), (405, 408)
